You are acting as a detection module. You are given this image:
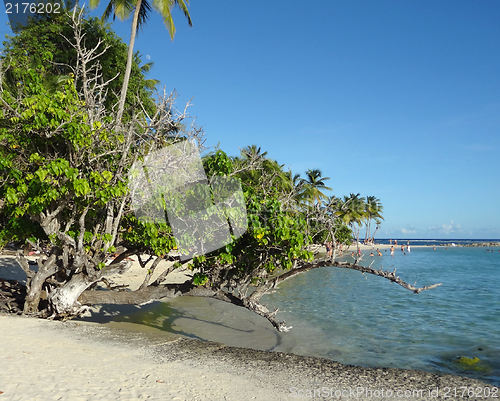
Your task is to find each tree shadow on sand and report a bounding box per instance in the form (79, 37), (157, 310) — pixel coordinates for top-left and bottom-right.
(77, 300), (262, 343)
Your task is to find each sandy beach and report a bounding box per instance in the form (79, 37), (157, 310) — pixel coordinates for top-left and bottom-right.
(1, 254), (498, 400)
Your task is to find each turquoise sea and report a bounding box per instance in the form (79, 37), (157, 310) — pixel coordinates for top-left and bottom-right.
(91, 240), (500, 386)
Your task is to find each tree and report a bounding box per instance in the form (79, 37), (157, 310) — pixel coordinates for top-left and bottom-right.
(232, 145), (295, 205)
(335, 193), (367, 254)
(298, 194), (352, 254)
(0, 13), (441, 329)
(0, 10), (188, 315)
(1, 10), (156, 119)
(302, 169), (332, 206)
(364, 195), (384, 242)
(89, 0), (192, 123)
(282, 170), (308, 206)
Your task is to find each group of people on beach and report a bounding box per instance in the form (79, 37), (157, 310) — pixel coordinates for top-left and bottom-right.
(392, 240), (410, 254)
(363, 238), (376, 246)
(326, 238), (417, 260)
(388, 242), (410, 256)
(355, 240), (412, 259)
(325, 241), (344, 257)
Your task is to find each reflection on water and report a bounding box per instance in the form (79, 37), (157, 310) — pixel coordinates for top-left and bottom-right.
(80, 297), (284, 352)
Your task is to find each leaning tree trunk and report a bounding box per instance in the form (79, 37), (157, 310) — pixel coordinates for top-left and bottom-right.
(15, 246), (134, 317)
(48, 260), (134, 317)
(16, 252), (58, 314)
(48, 272), (99, 316)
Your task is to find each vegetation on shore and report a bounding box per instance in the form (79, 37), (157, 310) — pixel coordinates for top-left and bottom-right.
(0, 10), (440, 329)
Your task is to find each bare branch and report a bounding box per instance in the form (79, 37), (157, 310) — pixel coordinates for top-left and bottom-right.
(273, 258), (442, 294)
(15, 251), (34, 281)
(77, 205), (90, 252)
(57, 232), (76, 248)
(150, 263), (177, 286)
(138, 256), (163, 290)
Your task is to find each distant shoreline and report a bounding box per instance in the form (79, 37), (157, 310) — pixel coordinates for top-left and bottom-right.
(314, 240), (500, 254)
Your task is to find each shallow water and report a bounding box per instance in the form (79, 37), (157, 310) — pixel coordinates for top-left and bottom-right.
(90, 245), (500, 386)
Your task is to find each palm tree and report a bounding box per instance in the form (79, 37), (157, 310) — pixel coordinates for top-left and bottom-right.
(240, 145), (268, 162)
(140, 61), (160, 90)
(303, 169), (332, 206)
(365, 195), (384, 242)
(90, 0), (192, 123)
(282, 171), (308, 206)
(335, 193), (367, 251)
(370, 218), (383, 242)
(233, 145), (268, 185)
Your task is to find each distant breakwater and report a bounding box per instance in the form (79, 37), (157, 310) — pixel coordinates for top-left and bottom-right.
(462, 242), (500, 247)
(428, 242), (500, 247)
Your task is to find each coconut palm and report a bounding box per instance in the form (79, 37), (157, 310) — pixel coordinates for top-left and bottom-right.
(336, 194), (365, 226)
(234, 146), (294, 198)
(335, 193), (367, 250)
(281, 171), (308, 206)
(140, 61), (160, 90)
(90, 0), (192, 123)
(302, 169), (332, 205)
(240, 145), (268, 162)
(365, 195), (384, 241)
(233, 145), (268, 185)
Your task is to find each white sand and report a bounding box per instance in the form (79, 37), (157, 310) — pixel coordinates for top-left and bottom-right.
(0, 255), (290, 400)
(0, 315), (286, 400)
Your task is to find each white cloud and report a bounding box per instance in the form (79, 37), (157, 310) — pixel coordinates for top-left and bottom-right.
(428, 220), (462, 235)
(401, 227), (417, 234)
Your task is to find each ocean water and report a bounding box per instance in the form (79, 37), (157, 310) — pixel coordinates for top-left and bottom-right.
(262, 244), (500, 386)
(93, 242), (500, 386)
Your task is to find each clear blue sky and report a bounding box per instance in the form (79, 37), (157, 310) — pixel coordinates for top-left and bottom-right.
(1, 1), (499, 239)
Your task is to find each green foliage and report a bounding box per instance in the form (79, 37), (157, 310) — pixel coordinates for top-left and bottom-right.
(302, 169), (332, 205)
(203, 150), (233, 176)
(120, 215), (176, 256)
(184, 151), (315, 283)
(192, 272), (208, 286)
(0, 18), (166, 261)
(1, 9), (155, 118)
(1, 65), (89, 240)
(333, 224), (352, 245)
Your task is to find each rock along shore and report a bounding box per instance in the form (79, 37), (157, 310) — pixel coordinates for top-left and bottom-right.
(461, 242), (500, 247)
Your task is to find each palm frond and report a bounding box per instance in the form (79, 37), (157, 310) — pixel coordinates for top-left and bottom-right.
(137, 0), (153, 32)
(140, 61), (154, 72)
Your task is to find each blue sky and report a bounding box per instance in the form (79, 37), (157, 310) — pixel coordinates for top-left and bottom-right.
(1, 1), (499, 239)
